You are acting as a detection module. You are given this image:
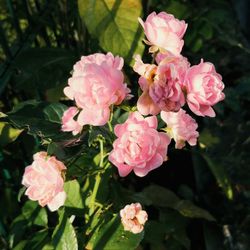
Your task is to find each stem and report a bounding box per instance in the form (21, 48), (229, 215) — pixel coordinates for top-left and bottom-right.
(108, 121), (113, 133)
(89, 172), (101, 216)
(99, 139), (104, 168)
(108, 105), (114, 132)
(89, 139), (104, 215)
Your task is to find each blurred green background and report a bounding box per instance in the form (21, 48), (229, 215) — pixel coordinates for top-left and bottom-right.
(0, 0), (250, 249)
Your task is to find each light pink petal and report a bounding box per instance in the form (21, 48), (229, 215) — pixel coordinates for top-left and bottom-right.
(157, 132), (171, 158)
(138, 17), (145, 29)
(137, 91), (160, 115)
(47, 191), (66, 212)
(77, 107), (110, 126)
(63, 86), (74, 100)
(133, 167), (150, 177)
(146, 153), (164, 171)
(116, 163), (134, 177)
(145, 116), (158, 129)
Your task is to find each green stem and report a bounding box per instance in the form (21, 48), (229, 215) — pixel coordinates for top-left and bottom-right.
(89, 139), (104, 215)
(89, 172), (101, 216)
(108, 105), (114, 132)
(99, 139), (104, 168)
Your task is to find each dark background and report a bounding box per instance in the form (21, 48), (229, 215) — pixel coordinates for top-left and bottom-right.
(0, 0), (250, 249)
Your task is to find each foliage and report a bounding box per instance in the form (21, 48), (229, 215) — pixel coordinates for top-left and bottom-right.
(0, 0), (250, 250)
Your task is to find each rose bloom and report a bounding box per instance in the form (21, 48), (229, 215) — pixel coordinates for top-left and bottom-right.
(161, 109), (199, 149)
(108, 111), (170, 177)
(133, 54), (189, 115)
(61, 107), (82, 135)
(64, 52), (130, 126)
(185, 60), (225, 117)
(22, 152), (66, 212)
(138, 11), (187, 55)
(120, 203), (148, 234)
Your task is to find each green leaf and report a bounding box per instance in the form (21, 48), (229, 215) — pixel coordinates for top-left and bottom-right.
(41, 244), (54, 250)
(198, 20), (213, 40)
(191, 38), (203, 52)
(17, 186), (26, 202)
(12, 48), (76, 95)
(19, 230), (49, 250)
(173, 228), (190, 249)
(52, 212), (78, 250)
(199, 129), (220, 148)
(47, 142), (66, 160)
(165, 1), (190, 19)
(203, 222), (224, 250)
(135, 184), (180, 207)
(0, 122), (23, 147)
(174, 200), (215, 222)
(136, 185), (215, 221)
(144, 221), (167, 245)
(202, 154), (233, 200)
(13, 241), (27, 250)
(22, 201), (48, 227)
(86, 214), (144, 250)
(10, 215), (27, 247)
(78, 0), (145, 64)
(64, 180), (84, 210)
(4, 101), (78, 142)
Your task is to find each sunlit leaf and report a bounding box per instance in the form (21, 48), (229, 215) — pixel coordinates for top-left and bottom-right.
(64, 180), (84, 210)
(22, 201), (48, 227)
(52, 211), (78, 250)
(202, 154), (233, 200)
(78, 0), (144, 64)
(0, 122), (23, 147)
(86, 214), (143, 250)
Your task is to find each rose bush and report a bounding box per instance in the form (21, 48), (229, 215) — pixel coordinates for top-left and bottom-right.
(1, 2), (236, 249)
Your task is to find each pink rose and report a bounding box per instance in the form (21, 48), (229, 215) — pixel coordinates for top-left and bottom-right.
(61, 107), (82, 135)
(133, 54), (189, 115)
(138, 12), (187, 55)
(108, 111), (170, 177)
(22, 152), (66, 212)
(185, 60), (225, 117)
(63, 52), (130, 126)
(161, 109), (199, 149)
(120, 203), (148, 234)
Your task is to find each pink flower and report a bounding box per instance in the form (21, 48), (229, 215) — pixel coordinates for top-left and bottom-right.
(161, 109), (199, 149)
(63, 52), (130, 126)
(133, 54), (189, 115)
(185, 60), (225, 117)
(120, 203), (148, 234)
(108, 111), (170, 177)
(61, 107), (82, 135)
(22, 152), (66, 212)
(138, 12), (187, 55)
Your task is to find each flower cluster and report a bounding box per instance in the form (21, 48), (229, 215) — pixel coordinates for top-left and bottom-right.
(135, 12), (225, 117)
(109, 11), (225, 180)
(21, 11), (225, 235)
